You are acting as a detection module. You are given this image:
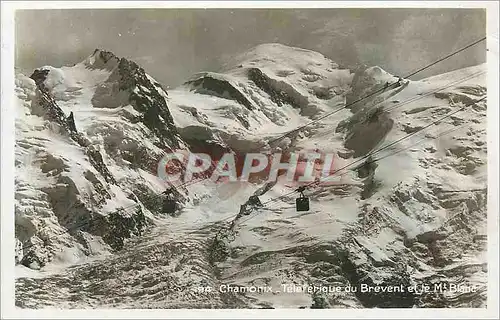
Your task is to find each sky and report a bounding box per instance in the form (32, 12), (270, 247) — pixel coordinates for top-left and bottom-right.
(15, 8), (486, 88)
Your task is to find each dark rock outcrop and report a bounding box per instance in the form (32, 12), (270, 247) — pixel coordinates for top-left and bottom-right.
(247, 68), (310, 114)
(30, 69), (51, 91)
(31, 87), (71, 131)
(91, 53), (182, 150)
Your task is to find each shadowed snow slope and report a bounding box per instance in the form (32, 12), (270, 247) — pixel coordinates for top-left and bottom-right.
(15, 44), (487, 309)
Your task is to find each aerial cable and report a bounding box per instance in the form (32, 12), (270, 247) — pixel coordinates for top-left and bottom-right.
(369, 123), (470, 164)
(171, 37), (486, 192)
(239, 122), (480, 230)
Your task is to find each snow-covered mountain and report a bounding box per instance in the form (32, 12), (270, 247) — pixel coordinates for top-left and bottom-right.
(14, 44), (487, 308)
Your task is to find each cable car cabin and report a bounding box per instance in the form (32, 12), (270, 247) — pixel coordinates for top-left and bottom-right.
(295, 186), (310, 212)
(162, 198), (178, 214)
(296, 196), (310, 212)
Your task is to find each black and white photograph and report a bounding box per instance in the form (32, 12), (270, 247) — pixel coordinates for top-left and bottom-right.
(1, 1), (499, 318)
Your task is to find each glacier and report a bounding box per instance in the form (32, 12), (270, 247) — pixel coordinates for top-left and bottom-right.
(14, 44), (487, 309)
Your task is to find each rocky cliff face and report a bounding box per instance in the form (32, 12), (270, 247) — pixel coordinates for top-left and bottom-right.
(15, 44), (487, 309)
(90, 50), (181, 150)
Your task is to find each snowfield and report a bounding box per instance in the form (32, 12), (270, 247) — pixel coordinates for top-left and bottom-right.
(14, 45), (487, 309)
